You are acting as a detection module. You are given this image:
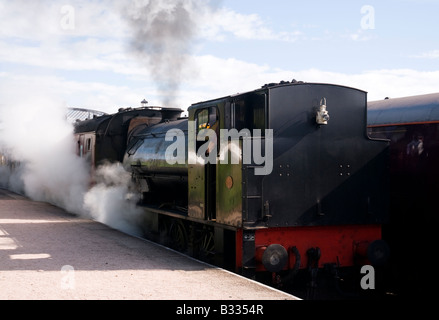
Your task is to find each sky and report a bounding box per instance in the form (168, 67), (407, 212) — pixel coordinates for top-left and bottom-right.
(0, 0), (438, 115)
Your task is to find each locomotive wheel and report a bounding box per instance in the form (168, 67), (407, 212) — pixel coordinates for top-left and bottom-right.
(168, 220), (188, 253)
(198, 229), (215, 263)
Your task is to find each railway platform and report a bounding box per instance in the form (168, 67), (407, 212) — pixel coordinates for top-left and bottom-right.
(0, 189), (298, 300)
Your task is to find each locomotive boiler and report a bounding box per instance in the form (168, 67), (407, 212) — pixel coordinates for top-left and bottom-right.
(75, 81), (390, 289)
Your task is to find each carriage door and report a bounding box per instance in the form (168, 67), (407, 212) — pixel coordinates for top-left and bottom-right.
(189, 107), (219, 221)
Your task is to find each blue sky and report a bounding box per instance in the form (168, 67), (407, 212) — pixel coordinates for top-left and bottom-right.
(215, 0), (438, 72)
(0, 0), (438, 114)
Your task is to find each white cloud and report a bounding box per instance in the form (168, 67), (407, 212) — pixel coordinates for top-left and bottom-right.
(199, 7), (302, 42)
(0, 37), (143, 76)
(411, 50), (439, 59)
(178, 57), (439, 105)
(292, 68), (439, 101)
(0, 0), (124, 40)
(3, 52), (438, 115)
(0, 72), (154, 114)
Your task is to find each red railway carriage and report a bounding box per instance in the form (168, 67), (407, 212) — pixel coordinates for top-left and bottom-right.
(368, 93), (439, 295)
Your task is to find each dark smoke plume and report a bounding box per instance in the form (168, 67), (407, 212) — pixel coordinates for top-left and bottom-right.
(122, 0), (216, 107)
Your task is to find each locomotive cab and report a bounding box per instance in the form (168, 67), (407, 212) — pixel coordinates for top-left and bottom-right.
(187, 90), (268, 225)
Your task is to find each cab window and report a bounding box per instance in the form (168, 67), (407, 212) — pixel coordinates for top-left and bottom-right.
(196, 107), (219, 155)
(196, 107), (218, 133)
(233, 93), (266, 136)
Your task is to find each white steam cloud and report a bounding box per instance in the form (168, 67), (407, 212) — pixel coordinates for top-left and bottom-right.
(0, 84), (143, 237)
(0, 0), (222, 237)
(0, 89), (89, 214)
(84, 163), (143, 237)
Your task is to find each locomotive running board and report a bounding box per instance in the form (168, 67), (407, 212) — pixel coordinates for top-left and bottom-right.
(138, 204), (238, 231)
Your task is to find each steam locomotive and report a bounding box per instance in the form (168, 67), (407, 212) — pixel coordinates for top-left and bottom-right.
(74, 81), (390, 291)
(368, 93), (439, 295)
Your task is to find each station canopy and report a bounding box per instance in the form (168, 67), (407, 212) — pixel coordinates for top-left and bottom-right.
(66, 108), (107, 123)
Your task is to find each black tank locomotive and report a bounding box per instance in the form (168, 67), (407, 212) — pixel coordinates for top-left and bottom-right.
(75, 82), (390, 287)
